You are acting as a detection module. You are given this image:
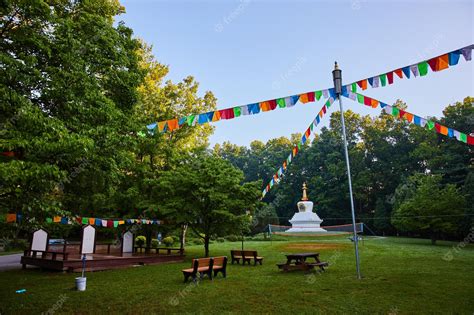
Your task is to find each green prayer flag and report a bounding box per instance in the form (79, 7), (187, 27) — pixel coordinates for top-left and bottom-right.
(46, 218), (52, 223)
(137, 131), (146, 138)
(351, 83), (357, 93)
(325, 100), (331, 108)
(460, 133), (467, 143)
(310, 123), (314, 131)
(418, 61), (428, 76)
(233, 107), (241, 117)
(187, 115), (195, 126)
(276, 98), (286, 108)
(357, 94), (364, 104)
(392, 107), (400, 117)
(113, 221), (119, 228)
(380, 74), (387, 87)
(427, 120), (435, 130)
(297, 143), (301, 150)
(315, 90), (322, 100)
(82, 217), (88, 224)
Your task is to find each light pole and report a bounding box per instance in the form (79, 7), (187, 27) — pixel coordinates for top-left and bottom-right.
(332, 62), (362, 279)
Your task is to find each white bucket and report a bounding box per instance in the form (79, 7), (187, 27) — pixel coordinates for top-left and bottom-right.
(75, 277), (87, 291)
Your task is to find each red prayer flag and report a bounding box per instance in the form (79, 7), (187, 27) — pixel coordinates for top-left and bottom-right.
(399, 110), (406, 119)
(268, 99), (277, 110)
(76, 217), (82, 224)
(1, 151), (15, 157)
(434, 123), (442, 133)
(364, 96), (371, 106)
(387, 72), (394, 84)
(427, 58), (438, 71)
(107, 220), (113, 228)
(322, 105), (327, 114)
(394, 69), (403, 78)
(305, 128), (311, 137)
(468, 135), (474, 145)
(307, 92), (315, 102)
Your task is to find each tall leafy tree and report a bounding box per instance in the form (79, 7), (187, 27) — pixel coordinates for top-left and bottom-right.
(152, 154), (261, 257)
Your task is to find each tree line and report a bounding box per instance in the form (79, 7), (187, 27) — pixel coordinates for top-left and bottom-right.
(214, 98), (473, 243)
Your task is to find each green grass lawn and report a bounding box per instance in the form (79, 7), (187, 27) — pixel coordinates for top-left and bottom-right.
(0, 236), (473, 314)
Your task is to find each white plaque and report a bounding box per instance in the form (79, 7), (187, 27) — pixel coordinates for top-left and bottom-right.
(81, 225), (96, 254)
(122, 231), (133, 253)
(31, 229), (48, 251)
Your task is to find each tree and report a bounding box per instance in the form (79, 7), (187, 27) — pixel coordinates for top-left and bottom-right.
(1, 0), (146, 231)
(152, 154), (261, 256)
(391, 174), (466, 244)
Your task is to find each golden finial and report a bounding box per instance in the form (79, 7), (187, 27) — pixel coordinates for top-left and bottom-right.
(301, 182), (309, 201)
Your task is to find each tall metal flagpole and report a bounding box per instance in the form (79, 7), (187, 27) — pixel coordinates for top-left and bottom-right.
(332, 62), (362, 279)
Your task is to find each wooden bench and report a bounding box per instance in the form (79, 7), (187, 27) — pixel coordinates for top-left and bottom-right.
(181, 256), (227, 283)
(230, 250), (263, 265)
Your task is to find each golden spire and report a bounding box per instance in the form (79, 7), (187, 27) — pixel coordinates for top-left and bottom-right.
(301, 182), (309, 201)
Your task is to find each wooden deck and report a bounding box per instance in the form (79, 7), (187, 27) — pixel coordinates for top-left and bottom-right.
(21, 250), (185, 272)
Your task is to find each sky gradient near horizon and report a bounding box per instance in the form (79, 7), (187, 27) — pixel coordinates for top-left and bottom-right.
(120, 0), (473, 147)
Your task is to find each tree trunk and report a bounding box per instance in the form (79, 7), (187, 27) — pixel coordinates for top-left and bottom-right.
(180, 224), (188, 250)
(204, 235), (210, 257)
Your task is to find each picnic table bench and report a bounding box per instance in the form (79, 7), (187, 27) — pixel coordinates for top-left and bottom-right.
(181, 256), (227, 283)
(277, 252), (328, 273)
(230, 250), (264, 265)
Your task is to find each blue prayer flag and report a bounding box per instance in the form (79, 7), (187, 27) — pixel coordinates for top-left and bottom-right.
(448, 51), (461, 66)
(402, 66), (411, 79)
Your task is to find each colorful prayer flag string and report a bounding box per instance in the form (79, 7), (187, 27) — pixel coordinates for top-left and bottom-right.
(3, 213), (163, 228)
(342, 91), (474, 146)
(261, 97), (335, 199)
(346, 44), (473, 94)
(147, 89), (335, 134)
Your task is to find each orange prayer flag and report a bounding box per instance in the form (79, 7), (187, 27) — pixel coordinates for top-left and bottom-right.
(283, 161), (287, 169)
(305, 128), (311, 137)
(260, 101), (271, 112)
(210, 111), (220, 122)
(6, 213), (16, 223)
(53, 216), (61, 223)
(167, 119), (179, 131)
(437, 54), (449, 71)
(370, 99), (379, 108)
(119, 220), (125, 225)
(299, 93), (309, 104)
(405, 113), (414, 123)
(319, 110), (323, 118)
(394, 69), (403, 78)
(89, 218), (95, 225)
(439, 125), (448, 135)
(360, 79), (368, 90)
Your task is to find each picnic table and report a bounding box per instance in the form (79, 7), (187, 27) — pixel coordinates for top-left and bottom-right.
(277, 252), (328, 272)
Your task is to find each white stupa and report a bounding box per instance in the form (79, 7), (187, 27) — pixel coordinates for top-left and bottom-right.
(286, 183), (327, 233)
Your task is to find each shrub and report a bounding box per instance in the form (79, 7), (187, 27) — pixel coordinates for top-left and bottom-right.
(151, 239), (159, 248)
(4, 239), (28, 251)
(192, 238), (204, 245)
(225, 235), (240, 242)
(163, 236), (174, 247)
(135, 235), (146, 247)
(216, 237), (225, 243)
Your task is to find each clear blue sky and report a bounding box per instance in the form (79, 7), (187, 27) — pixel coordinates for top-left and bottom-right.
(120, 0), (473, 147)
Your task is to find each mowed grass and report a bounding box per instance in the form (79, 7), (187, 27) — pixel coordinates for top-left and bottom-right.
(0, 236), (473, 314)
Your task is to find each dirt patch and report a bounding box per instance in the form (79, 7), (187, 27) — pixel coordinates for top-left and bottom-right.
(280, 243), (349, 251)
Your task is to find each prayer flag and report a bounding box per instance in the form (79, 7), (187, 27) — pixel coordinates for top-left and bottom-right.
(315, 90), (322, 101)
(53, 216), (61, 223)
(387, 72), (394, 84)
(448, 51), (461, 65)
(6, 213), (16, 223)
(394, 69), (403, 78)
(402, 66), (411, 78)
(418, 61), (428, 76)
